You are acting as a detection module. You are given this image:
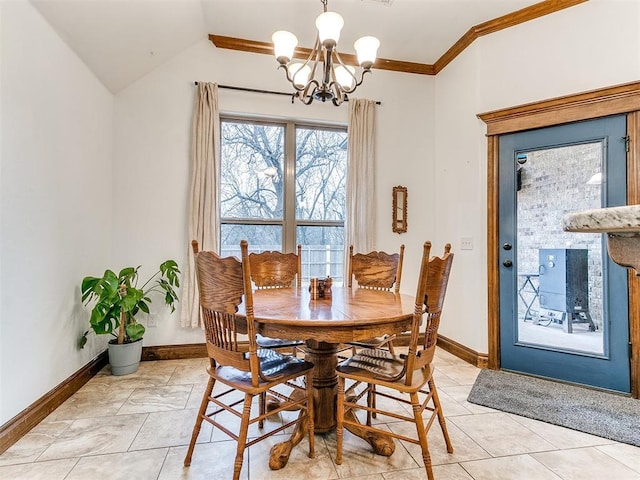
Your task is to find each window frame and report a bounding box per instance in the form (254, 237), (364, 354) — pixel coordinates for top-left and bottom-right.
(219, 114), (347, 254)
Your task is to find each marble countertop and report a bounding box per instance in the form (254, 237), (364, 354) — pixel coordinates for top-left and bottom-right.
(562, 205), (640, 234)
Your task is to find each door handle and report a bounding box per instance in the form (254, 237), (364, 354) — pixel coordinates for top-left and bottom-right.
(503, 259), (513, 268)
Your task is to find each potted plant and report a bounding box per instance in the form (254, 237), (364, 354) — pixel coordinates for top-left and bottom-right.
(80, 260), (180, 375)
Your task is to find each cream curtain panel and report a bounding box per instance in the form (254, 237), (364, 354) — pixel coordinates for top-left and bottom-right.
(180, 82), (221, 328)
(344, 98), (377, 278)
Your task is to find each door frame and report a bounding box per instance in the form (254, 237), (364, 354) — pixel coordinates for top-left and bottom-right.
(478, 80), (640, 398)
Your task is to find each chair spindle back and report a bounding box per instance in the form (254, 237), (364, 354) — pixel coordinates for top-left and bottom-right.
(194, 240), (258, 377)
(348, 244), (405, 292)
(405, 242), (454, 385)
(248, 244), (302, 289)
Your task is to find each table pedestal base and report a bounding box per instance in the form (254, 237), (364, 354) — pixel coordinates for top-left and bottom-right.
(268, 409), (395, 470)
(305, 340), (338, 433)
(269, 417), (308, 470)
(267, 340), (395, 469)
(342, 404), (396, 456)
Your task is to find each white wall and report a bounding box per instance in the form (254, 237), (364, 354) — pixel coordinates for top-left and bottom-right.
(433, 0), (640, 351)
(0, 1), (114, 424)
(112, 39), (435, 345)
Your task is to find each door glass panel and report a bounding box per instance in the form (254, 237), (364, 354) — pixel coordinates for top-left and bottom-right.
(516, 142), (604, 355)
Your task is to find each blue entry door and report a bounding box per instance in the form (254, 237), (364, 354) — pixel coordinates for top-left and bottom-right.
(499, 115), (630, 393)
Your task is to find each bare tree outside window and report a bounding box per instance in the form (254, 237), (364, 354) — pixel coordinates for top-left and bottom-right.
(220, 119), (346, 283)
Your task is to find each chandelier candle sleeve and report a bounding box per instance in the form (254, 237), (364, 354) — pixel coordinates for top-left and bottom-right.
(335, 65), (355, 89)
(272, 0), (380, 106)
(316, 11), (343, 45)
(272, 30), (298, 63)
(354, 36), (380, 69)
(289, 63), (312, 88)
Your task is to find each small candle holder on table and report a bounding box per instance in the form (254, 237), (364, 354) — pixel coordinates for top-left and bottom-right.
(309, 277), (332, 300)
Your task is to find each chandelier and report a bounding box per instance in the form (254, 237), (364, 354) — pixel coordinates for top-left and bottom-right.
(272, 0), (380, 106)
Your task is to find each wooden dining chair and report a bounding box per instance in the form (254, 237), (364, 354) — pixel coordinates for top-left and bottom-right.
(184, 240), (315, 480)
(345, 244), (405, 355)
(249, 245), (305, 355)
(336, 242), (454, 480)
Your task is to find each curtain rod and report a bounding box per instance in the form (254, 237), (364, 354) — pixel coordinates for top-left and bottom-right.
(194, 82), (381, 105)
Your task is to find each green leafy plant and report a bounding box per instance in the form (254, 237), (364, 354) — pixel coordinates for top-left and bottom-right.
(80, 260), (180, 347)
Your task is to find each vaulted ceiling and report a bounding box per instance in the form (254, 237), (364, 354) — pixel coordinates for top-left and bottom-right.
(31, 0), (583, 93)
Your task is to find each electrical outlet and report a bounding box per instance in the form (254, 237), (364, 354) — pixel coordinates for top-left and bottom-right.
(147, 314), (157, 327)
(461, 237), (474, 250)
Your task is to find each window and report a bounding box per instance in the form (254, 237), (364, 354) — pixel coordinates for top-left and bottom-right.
(220, 117), (347, 284)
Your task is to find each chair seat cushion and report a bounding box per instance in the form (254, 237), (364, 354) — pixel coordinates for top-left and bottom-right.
(337, 348), (403, 378)
(212, 348), (313, 391)
(336, 348), (433, 391)
(256, 334), (304, 349)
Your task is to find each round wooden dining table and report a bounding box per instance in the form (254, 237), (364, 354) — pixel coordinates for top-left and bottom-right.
(250, 286), (415, 430)
(240, 286), (416, 469)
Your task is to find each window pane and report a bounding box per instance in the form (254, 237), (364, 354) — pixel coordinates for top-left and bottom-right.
(297, 225), (344, 285)
(221, 121), (285, 219)
(220, 224), (282, 258)
(296, 127), (347, 221)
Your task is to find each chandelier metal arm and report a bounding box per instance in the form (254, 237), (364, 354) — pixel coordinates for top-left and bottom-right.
(295, 90), (316, 105)
(332, 49), (370, 94)
(330, 83), (344, 106)
(280, 36), (323, 94)
(302, 79), (321, 101)
(279, 64), (305, 93)
(309, 39), (323, 86)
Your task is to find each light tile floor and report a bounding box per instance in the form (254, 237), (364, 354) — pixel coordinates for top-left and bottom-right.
(2, 348), (640, 479)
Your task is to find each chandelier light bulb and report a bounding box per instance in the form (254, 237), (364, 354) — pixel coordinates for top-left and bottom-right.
(335, 65), (355, 89)
(354, 36), (380, 69)
(288, 63), (312, 88)
(272, 30), (298, 64)
(315, 11), (344, 46)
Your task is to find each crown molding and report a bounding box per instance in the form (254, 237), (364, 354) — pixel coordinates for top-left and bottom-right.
(208, 35), (434, 75)
(209, 0), (588, 76)
(435, 0), (587, 72)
